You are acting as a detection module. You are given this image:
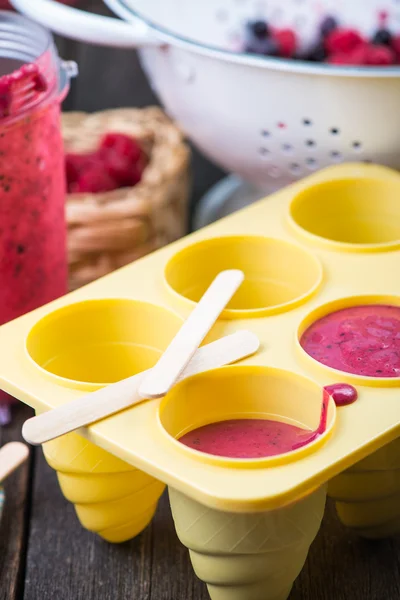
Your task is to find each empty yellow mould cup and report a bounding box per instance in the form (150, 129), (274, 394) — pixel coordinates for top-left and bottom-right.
(26, 298), (184, 542)
(159, 366), (335, 599)
(26, 298), (183, 390)
(329, 437), (400, 539)
(169, 485), (327, 600)
(288, 176), (400, 252)
(158, 365), (336, 468)
(296, 294), (400, 388)
(164, 235), (323, 319)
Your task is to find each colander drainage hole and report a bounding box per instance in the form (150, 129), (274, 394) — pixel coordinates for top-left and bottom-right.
(330, 151), (343, 163)
(259, 147), (270, 157)
(306, 139), (316, 147)
(261, 129), (271, 137)
(289, 163), (302, 175)
(302, 118), (312, 126)
(330, 127), (340, 135)
(352, 141), (362, 152)
(282, 143), (293, 154)
(306, 157), (318, 169)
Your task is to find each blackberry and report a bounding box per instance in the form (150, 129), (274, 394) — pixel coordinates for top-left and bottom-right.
(372, 28), (392, 46)
(306, 42), (327, 62)
(320, 15), (338, 37)
(245, 37), (279, 57)
(248, 20), (269, 39)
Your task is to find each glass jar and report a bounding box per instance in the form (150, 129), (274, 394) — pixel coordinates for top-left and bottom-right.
(0, 11), (77, 420)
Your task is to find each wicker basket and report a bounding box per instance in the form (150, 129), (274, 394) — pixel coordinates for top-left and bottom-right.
(63, 107), (191, 291)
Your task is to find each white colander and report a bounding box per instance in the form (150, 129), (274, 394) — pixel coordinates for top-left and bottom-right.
(10, 0), (400, 191)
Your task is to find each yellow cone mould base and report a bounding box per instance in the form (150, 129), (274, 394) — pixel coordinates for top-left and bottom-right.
(1, 164), (400, 599)
(43, 431), (165, 542)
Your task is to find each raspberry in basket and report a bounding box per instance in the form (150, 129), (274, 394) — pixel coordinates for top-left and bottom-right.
(101, 132), (142, 162)
(63, 107), (190, 291)
(74, 167), (116, 194)
(65, 132), (147, 193)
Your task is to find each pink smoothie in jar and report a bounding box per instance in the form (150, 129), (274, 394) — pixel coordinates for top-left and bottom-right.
(300, 304), (400, 378)
(0, 12), (75, 421)
(0, 1), (79, 7)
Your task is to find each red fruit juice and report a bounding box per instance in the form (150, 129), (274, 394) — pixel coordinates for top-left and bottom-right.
(178, 385), (357, 460)
(300, 305), (400, 378)
(179, 419), (315, 459)
(0, 14), (73, 419)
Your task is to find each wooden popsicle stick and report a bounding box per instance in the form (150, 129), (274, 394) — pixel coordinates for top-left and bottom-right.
(22, 330), (259, 446)
(0, 442), (29, 483)
(138, 270), (244, 399)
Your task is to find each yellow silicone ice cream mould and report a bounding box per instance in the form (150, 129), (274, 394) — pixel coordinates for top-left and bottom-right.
(1, 163), (400, 599)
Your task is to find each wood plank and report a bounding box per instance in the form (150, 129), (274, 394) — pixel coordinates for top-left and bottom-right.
(0, 404), (33, 600)
(292, 498), (400, 599)
(23, 450), (152, 600)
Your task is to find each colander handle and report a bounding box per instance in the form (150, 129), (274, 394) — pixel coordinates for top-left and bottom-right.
(10, 0), (159, 48)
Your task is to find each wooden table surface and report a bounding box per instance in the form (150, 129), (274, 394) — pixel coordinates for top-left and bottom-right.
(1, 2), (400, 598)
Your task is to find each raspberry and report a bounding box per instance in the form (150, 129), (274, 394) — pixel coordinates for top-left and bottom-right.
(328, 44), (369, 66)
(127, 157), (147, 186)
(100, 132), (142, 162)
(325, 28), (365, 54)
(66, 133), (145, 194)
(365, 44), (395, 65)
(102, 153), (131, 185)
(65, 153), (86, 188)
(391, 36), (400, 60)
(65, 152), (99, 191)
(273, 28), (297, 58)
(73, 167), (117, 194)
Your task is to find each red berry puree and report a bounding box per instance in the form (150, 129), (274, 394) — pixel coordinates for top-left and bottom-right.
(179, 384), (357, 459)
(0, 54), (68, 420)
(0, 57), (67, 325)
(300, 305), (400, 378)
(179, 419), (315, 459)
